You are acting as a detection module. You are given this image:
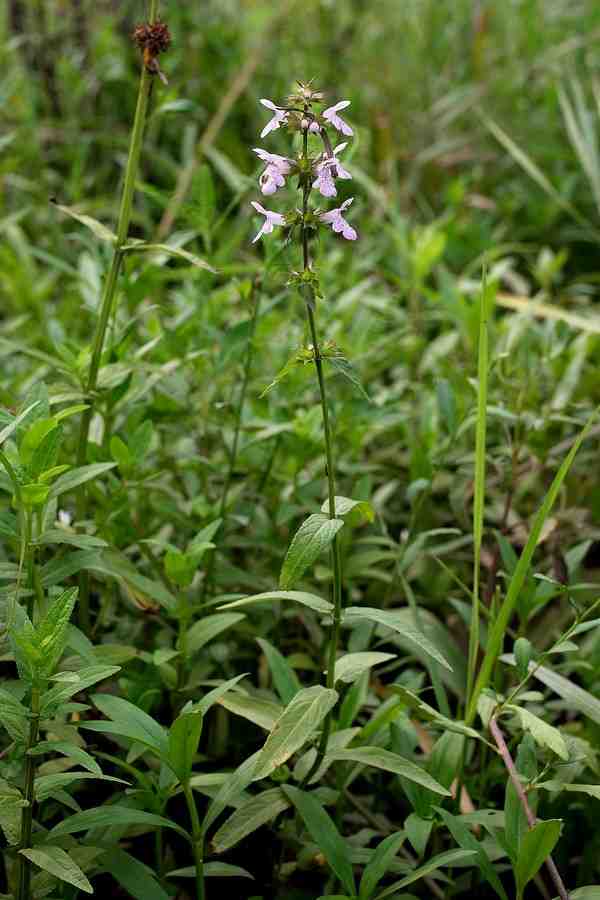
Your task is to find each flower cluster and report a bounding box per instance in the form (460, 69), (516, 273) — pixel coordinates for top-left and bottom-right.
(250, 83), (358, 247)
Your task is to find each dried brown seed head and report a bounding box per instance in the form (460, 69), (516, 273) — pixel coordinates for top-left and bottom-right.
(131, 20), (171, 58)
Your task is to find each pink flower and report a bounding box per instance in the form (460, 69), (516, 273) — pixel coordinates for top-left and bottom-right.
(260, 99), (289, 138)
(312, 143), (352, 198)
(320, 197), (357, 241)
(253, 148), (293, 195)
(322, 100), (353, 137)
(251, 201), (286, 243)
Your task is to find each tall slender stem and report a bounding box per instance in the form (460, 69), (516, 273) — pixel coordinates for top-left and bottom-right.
(489, 716), (570, 900)
(183, 782), (205, 900)
(299, 125), (343, 784)
(75, 0), (160, 632)
(16, 687), (40, 900)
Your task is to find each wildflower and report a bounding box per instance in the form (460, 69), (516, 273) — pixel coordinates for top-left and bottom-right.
(251, 201), (286, 243)
(322, 100), (353, 137)
(260, 99), (289, 138)
(312, 143), (352, 198)
(320, 197), (357, 241)
(253, 148), (293, 195)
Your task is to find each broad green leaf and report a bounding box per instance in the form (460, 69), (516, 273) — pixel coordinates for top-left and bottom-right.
(435, 807), (509, 900)
(343, 607), (452, 671)
(217, 691), (282, 731)
(34, 586), (78, 678)
(102, 849), (170, 900)
(122, 241), (216, 272)
(51, 200), (117, 242)
(320, 495), (374, 523)
(334, 652), (396, 685)
(0, 688), (29, 742)
(467, 411), (597, 724)
(47, 462), (117, 501)
(186, 612), (245, 656)
(29, 741), (101, 775)
(219, 589), (333, 615)
(167, 709), (203, 781)
(202, 751), (262, 836)
(49, 805), (189, 841)
(507, 705), (568, 760)
(359, 832), (406, 899)
(515, 819), (562, 898)
(374, 848), (477, 899)
(404, 813), (432, 857)
(283, 785), (356, 896)
(0, 778), (26, 845)
(195, 674), (248, 716)
(327, 747), (450, 796)
(252, 685), (338, 780)
(20, 846), (93, 894)
(212, 787), (290, 853)
(280, 514), (345, 589)
(257, 638), (301, 704)
(40, 665), (121, 716)
(85, 694), (168, 756)
(35, 771), (128, 801)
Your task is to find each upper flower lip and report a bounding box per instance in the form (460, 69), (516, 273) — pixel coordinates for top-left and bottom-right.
(259, 99), (290, 139)
(322, 100), (354, 137)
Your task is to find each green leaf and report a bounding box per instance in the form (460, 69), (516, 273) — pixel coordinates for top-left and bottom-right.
(34, 529), (108, 550)
(195, 674), (248, 716)
(167, 709), (203, 781)
(34, 771), (128, 802)
(257, 638), (301, 704)
(218, 589), (333, 615)
(283, 785), (356, 896)
(85, 694), (168, 756)
(0, 402), (41, 447)
(20, 846), (93, 894)
(122, 241), (216, 272)
(168, 862), (254, 879)
(326, 354), (370, 401)
(373, 848), (477, 899)
(102, 849), (170, 900)
(91, 551), (176, 611)
(0, 778), (26, 845)
(202, 751), (262, 836)
(252, 685), (338, 780)
(507, 705), (568, 760)
(538, 782), (600, 801)
(280, 514), (345, 589)
(0, 688), (29, 742)
(343, 607), (453, 671)
(186, 612), (245, 656)
(552, 889), (600, 900)
(47, 462), (117, 501)
(320, 495), (374, 523)
(29, 741), (101, 775)
(390, 686), (487, 744)
(40, 665), (121, 716)
(515, 820), (562, 898)
(34, 586), (78, 678)
(404, 813), (433, 857)
(49, 805), (189, 841)
(467, 410), (597, 723)
(218, 691), (282, 731)
(359, 832), (406, 899)
(502, 656), (600, 725)
(212, 787), (290, 854)
(326, 747), (451, 796)
(333, 652), (396, 685)
(51, 199), (118, 242)
(435, 807), (509, 900)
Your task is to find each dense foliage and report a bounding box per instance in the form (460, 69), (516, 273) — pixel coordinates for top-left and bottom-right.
(2, 2), (600, 899)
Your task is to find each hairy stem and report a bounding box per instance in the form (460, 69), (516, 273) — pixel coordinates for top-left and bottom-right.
(489, 716), (570, 900)
(75, 0), (160, 633)
(16, 687), (40, 900)
(183, 783), (205, 900)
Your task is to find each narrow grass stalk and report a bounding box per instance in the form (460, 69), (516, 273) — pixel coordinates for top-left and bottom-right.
(75, 0), (160, 632)
(466, 273), (490, 711)
(466, 410), (597, 724)
(489, 716), (570, 900)
(183, 782), (205, 900)
(203, 280), (261, 598)
(15, 687), (40, 900)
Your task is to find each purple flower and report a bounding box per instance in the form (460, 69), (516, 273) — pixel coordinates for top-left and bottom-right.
(322, 100), (353, 137)
(251, 201), (286, 243)
(253, 148), (293, 195)
(320, 197), (357, 241)
(260, 99), (289, 138)
(312, 143), (352, 198)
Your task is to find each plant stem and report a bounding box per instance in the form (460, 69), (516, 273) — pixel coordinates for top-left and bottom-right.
(183, 782), (205, 900)
(299, 125), (343, 785)
(489, 716), (570, 900)
(75, 0), (160, 633)
(16, 687), (40, 900)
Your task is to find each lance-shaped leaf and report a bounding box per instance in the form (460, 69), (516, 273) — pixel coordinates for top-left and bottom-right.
(320, 495), (374, 523)
(185, 612), (245, 656)
(327, 747), (451, 795)
(51, 199), (117, 243)
(343, 607), (453, 671)
(122, 241), (216, 273)
(506, 704), (568, 760)
(218, 590), (332, 615)
(333, 652), (396, 685)
(373, 848), (477, 899)
(212, 787), (290, 853)
(167, 709), (203, 781)
(47, 462), (117, 501)
(252, 685), (338, 780)
(391, 685), (488, 744)
(83, 694), (169, 757)
(280, 514), (345, 590)
(20, 846), (93, 894)
(515, 820), (562, 899)
(0, 402), (41, 448)
(49, 805), (189, 841)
